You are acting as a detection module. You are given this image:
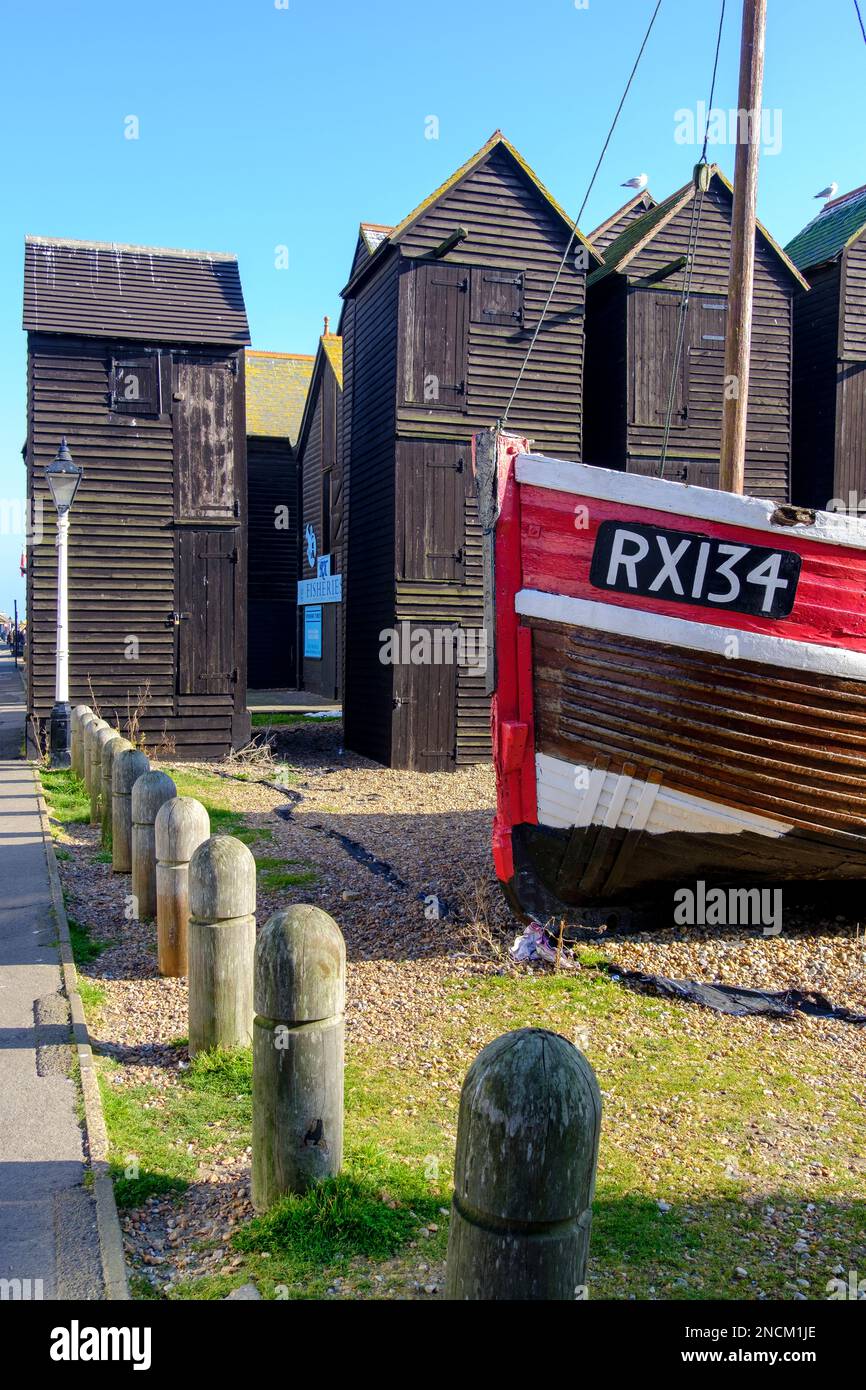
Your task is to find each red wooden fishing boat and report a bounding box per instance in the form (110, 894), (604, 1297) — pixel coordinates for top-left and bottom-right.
(476, 429), (866, 927)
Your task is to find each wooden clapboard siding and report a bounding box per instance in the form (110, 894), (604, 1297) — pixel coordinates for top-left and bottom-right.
(26, 329), (248, 758)
(530, 617), (866, 836)
(343, 256), (400, 764)
(342, 138), (591, 770)
(247, 435), (297, 688)
(587, 179), (796, 500)
(296, 339), (343, 700)
(790, 224), (866, 512)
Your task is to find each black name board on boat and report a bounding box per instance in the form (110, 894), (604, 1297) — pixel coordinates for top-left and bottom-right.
(589, 520), (801, 618)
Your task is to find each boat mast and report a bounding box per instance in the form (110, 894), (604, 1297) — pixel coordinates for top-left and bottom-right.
(719, 0), (767, 494)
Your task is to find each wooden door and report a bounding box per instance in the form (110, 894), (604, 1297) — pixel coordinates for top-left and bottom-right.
(395, 627), (457, 770)
(402, 262), (469, 411)
(631, 289), (688, 427)
(177, 529), (237, 695)
(174, 357), (236, 520)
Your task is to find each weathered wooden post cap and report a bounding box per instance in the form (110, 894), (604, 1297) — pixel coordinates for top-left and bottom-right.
(189, 836), (256, 920)
(445, 1028), (602, 1301)
(156, 797), (211, 864)
(132, 769), (177, 822)
(114, 747), (150, 794)
(255, 906), (346, 1022)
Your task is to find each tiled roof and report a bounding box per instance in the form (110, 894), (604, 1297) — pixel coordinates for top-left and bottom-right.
(23, 235), (250, 344)
(785, 184), (866, 272)
(360, 223), (393, 255)
(321, 334), (343, 389)
(246, 351), (315, 443)
(589, 165), (808, 290)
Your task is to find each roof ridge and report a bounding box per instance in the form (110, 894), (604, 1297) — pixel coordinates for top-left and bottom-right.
(25, 234), (239, 261)
(247, 349), (316, 360)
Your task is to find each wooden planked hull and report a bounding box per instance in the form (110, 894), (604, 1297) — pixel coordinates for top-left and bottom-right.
(479, 431), (866, 925)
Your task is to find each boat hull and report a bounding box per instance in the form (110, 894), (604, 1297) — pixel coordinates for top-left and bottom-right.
(479, 432), (866, 928)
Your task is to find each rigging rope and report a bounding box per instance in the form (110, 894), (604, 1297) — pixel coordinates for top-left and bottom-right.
(656, 0), (727, 479)
(501, 0), (663, 427)
(855, 0), (866, 46)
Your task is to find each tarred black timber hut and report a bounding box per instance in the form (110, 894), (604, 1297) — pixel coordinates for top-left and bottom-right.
(588, 188), (657, 255)
(583, 166), (807, 498)
(785, 185), (866, 511)
(339, 131), (602, 771)
(246, 350), (314, 690)
(23, 235), (251, 758)
(296, 325), (343, 700)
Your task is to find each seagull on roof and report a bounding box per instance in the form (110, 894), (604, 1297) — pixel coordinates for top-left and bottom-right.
(814, 182), (838, 200)
(621, 173), (649, 190)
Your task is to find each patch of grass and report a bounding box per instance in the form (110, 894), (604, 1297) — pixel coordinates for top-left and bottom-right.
(169, 769), (259, 842)
(101, 1048), (253, 1209)
(234, 1171), (423, 1265)
(39, 767), (90, 824)
(67, 917), (109, 967)
(93, 849), (112, 864)
(256, 855), (317, 891)
(250, 712), (313, 727)
(54, 847), (72, 861)
(77, 977), (107, 1016)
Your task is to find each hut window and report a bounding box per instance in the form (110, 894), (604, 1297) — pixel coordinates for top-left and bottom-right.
(471, 268), (524, 326)
(631, 290), (688, 428)
(110, 354), (160, 415)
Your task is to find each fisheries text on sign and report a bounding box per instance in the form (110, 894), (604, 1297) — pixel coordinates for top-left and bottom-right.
(297, 575), (342, 605)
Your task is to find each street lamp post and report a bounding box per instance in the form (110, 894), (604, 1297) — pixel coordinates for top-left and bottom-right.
(46, 437), (83, 768)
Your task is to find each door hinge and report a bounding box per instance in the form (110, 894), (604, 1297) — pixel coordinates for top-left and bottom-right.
(230, 546), (239, 564)
(229, 667), (239, 683)
(229, 357), (239, 377)
(233, 496), (241, 518)
(165, 611), (190, 628)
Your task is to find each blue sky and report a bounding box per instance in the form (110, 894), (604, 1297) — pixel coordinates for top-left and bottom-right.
(2, 0), (864, 618)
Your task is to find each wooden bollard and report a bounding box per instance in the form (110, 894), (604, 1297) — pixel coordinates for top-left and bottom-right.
(155, 797), (210, 977)
(445, 1028), (602, 1301)
(71, 705), (90, 779)
(86, 720), (109, 822)
(84, 717), (107, 805)
(112, 748), (150, 873)
(188, 836), (256, 1057)
(102, 736), (132, 846)
(252, 906), (346, 1210)
(131, 770), (177, 921)
(78, 711), (96, 785)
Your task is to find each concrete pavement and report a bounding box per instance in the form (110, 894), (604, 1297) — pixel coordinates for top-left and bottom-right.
(0, 650), (104, 1299)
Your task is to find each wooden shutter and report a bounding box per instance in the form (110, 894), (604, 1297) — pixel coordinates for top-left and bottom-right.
(686, 297), (728, 434)
(111, 354), (160, 415)
(403, 262), (469, 411)
(471, 267), (524, 326)
(174, 357), (236, 519)
(396, 441), (466, 582)
(631, 290), (688, 427)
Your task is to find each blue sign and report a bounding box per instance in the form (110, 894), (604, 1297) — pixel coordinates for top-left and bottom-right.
(304, 606), (323, 659)
(317, 554), (331, 579)
(297, 574), (342, 605)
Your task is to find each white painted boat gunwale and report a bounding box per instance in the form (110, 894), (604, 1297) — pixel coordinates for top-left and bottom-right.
(516, 453), (866, 552)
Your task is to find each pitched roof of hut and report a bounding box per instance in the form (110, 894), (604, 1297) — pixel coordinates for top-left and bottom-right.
(296, 327), (343, 457)
(343, 131), (603, 295)
(785, 184), (866, 272)
(589, 190), (658, 254)
(588, 166), (808, 291)
(22, 235), (251, 344)
(246, 351), (315, 443)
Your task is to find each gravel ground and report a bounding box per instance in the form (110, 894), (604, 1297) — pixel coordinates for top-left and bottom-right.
(52, 720), (866, 1298)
